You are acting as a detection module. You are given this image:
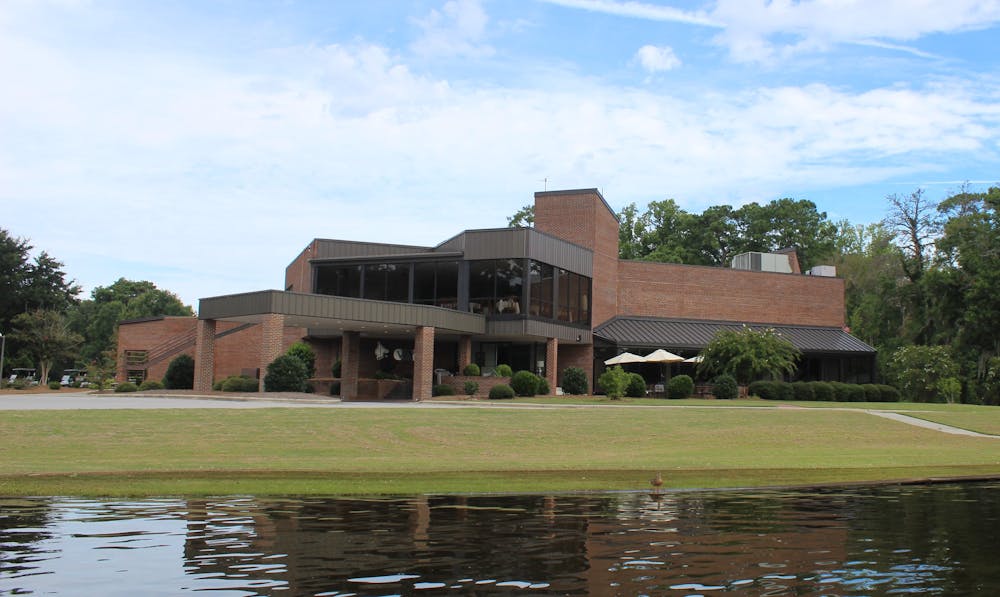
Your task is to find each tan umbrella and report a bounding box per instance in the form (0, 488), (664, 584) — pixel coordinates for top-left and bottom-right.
(604, 352), (645, 365)
(683, 355), (704, 363)
(642, 349), (684, 363)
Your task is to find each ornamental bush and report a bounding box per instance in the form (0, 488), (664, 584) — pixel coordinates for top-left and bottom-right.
(667, 375), (695, 399)
(222, 375), (258, 392)
(791, 382), (814, 401)
(162, 354), (195, 390)
(625, 373), (647, 398)
(488, 384), (515, 399)
(263, 354), (308, 392)
(562, 367), (588, 395)
(811, 381), (834, 402)
(331, 360), (342, 378)
(47, 380), (61, 390)
(115, 382), (138, 393)
(139, 379), (164, 391)
(749, 380), (779, 400)
(878, 384), (901, 402)
(712, 374), (738, 400)
(432, 384), (455, 397)
(464, 381), (479, 396)
(494, 364), (513, 377)
(846, 384), (866, 402)
(286, 342), (316, 379)
(863, 384), (882, 402)
(537, 377), (550, 396)
(463, 363), (481, 376)
(511, 370), (539, 397)
(598, 366), (629, 399)
(777, 382), (795, 401)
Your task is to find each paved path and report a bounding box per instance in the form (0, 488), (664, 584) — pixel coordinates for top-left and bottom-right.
(1, 393), (997, 439)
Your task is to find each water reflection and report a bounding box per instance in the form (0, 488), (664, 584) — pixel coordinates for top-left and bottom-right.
(2, 482), (999, 595)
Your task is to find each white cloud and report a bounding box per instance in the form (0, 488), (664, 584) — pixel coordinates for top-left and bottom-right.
(634, 44), (681, 73)
(411, 0), (494, 58)
(541, 0), (721, 27)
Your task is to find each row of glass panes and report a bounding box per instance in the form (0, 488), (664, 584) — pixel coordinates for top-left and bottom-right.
(314, 259), (591, 324)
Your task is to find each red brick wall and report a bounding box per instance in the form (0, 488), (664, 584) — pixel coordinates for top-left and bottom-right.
(284, 240), (316, 292)
(534, 189), (620, 327)
(617, 260), (845, 327)
(558, 343), (594, 393)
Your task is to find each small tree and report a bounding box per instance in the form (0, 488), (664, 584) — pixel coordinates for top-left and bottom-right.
(886, 345), (959, 403)
(11, 309), (82, 384)
(162, 354), (195, 389)
(697, 326), (800, 385)
(562, 367), (589, 395)
(598, 366), (629, 399)
(286, 341), (316, 379)
(263, 354), (308, 392)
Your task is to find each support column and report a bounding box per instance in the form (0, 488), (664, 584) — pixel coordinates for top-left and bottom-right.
(458, 335), (473, 372)
(341, 331), (360, 401)
(546, 337), (558, 394)
(259, 314), (286, 392)
(413, 326), (436, 401)
(193, 319), (217, 392)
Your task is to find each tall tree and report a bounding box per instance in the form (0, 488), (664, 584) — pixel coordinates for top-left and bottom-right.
(11, 309), (83, 383)
(507, 205), (534, 227)
(617, 202), (648, 260)
(0, 229), (79, 330)
(638, 199), (696, 263)
(882, 189), (941, 345)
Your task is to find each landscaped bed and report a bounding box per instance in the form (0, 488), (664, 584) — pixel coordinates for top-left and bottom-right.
(2, 404), (999, 496)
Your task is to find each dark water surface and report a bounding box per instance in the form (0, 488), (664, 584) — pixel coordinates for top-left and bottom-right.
(3, 482), (1000, 596)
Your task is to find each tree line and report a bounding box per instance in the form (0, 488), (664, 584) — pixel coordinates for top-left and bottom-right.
(1, 228), (192, 386)
(512, 186), (1000, 404)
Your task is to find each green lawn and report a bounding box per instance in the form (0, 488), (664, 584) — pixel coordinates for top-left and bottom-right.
(2, 405), (999, 496)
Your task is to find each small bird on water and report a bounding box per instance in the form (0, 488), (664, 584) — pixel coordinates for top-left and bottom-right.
(650, 472), (664, 492)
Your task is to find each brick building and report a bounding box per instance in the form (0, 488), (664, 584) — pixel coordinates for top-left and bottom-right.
(117, 189), (874, 398)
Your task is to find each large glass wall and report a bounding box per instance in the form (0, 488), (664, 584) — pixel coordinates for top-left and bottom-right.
(557, 268), (591, 324)
(468, 259), (523, 315)
(363, 263), (409, 302)
(315, 264), (362, 298)
(413, 261), (459, 309)
(529, 261), (553, 318)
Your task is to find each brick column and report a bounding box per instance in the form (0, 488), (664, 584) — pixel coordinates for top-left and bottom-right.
(458, 335), (472, 372)
(413, 326), (435, 401)
(341, 331), (360, 401)
(193, 319), (217, 392)
(546, 337), (558, 394)
(259, 314), (286, 392)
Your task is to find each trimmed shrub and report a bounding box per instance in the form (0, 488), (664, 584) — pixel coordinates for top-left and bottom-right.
(878, 384), (901, 402)
(212, 379), (224, 391)
(712, 374), (738, 400)
(11, 379), (28, 390)
(163, 354), (195, 390)
(667, 375), (695, 399)
(811, 381), (834, 402)
(777, 382), (795, 401)
(464, 380), (479, 396)
(331, 360), (342, 378)
(537, 377), (550, 396)
(511, 370), (539, 397)
(139, 379), (164, 391)
(286, 342), (316, 378)
(48, 380), (62, 390)
(863, 384), (882, 402)
(494, 364), (513, 377)
(598, 366), (629, 399)
(263, 354), (308, 392)
(829, 382), (850, 402)
(221, 376), (258, 392)
(432, 384), (455, 397)
(791, 382), (814, 402)
(562, 367), (588, 395)
(374, 370), (402, 380)
(115, 382), (138, 393)
(625, 373), (647, 398)
(463, 363), (481, 376)
(846, 384), (866, 402)
(488, 384), (515, 399)
(749, 380), (779, 400)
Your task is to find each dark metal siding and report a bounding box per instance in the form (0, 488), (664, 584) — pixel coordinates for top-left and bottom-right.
(486, 319), (592, 343)
(594, 317), (875, 354)
(313, 239), (433, 259)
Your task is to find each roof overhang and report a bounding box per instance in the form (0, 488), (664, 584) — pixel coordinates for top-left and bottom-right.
(594, 316), (875, 355)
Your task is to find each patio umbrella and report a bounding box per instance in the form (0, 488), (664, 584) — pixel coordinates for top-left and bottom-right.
(683, 355), (704, 363)
(603, 352), (645, 365)
(641, 349), (684, 363)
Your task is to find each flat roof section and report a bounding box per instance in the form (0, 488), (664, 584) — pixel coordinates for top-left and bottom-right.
(595, 316), (875, 355)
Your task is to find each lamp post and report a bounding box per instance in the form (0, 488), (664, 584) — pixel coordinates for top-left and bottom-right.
(0, 332), (5, 388)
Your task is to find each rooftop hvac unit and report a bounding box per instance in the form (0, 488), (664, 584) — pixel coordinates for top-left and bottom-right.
(808, 265), (837, 277)
(730, 252), (793, 274)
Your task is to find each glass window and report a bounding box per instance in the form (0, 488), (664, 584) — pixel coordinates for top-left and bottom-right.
(580, 276), (591, 324)
(315, 264), (361, 298)
(529, 261), (553, 318)
(556, 268), (590, 324)
(495, 259), (523, 315)
(413, 262), (436, 305)
(468, 260), (495, 314)
(364, 263), (409, 302)
(435, 261), (459, 309)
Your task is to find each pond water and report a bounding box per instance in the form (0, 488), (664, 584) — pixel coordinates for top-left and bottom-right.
(2, 482), (1000, 596)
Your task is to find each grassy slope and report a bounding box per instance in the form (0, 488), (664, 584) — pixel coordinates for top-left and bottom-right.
(2, 405), (999, 496)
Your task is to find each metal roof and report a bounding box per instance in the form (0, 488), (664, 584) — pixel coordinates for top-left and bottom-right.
(594, 316), (875, 355)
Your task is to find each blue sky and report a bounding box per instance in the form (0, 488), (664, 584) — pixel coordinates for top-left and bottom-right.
(2, 0), (999, 308)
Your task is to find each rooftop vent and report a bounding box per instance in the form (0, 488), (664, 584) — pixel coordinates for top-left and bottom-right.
(807, 265), (837, 277)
